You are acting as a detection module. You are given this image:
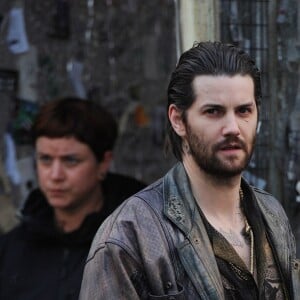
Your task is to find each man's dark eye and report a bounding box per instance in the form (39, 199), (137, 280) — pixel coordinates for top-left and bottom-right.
(239, 106), (252, 114)
(206, 108), (219, 114)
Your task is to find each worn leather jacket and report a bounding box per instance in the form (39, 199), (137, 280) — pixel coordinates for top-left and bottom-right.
(80, 163), (300, 299)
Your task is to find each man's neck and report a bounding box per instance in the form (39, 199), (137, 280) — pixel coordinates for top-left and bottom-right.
(182, 159), (242, 222)
(182, 160), (252, 272)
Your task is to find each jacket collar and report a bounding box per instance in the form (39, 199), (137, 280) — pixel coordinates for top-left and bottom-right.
(163, 162), (224, 299)
(21, 188), (106, 245)
(163, 162), (195, 234)
(162, 162), (292, 299)
(254, 189), (292, 291)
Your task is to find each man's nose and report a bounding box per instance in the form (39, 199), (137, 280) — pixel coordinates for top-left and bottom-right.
(222, 113), (240, 136)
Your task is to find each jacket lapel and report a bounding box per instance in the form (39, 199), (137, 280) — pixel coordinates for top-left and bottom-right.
(254, 191), (291, 282)
(176, 215), (224, 299)
(163, 163), (224, 299)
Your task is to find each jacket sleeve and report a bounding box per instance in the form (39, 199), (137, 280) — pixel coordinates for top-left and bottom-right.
(79, 196), (184, 299)
(79, 240), (148, 299)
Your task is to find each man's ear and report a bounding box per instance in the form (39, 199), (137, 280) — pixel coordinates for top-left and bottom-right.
(97, 151), (113, 181)
(168, 104), (186, 137)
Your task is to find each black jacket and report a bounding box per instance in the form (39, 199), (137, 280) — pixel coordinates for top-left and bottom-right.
(0, 173), (145, 300)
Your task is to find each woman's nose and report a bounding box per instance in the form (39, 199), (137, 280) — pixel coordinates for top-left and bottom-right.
(49, 161), (65, 180)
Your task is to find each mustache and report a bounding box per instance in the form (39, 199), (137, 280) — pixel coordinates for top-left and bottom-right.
(213, 137), (247, 152)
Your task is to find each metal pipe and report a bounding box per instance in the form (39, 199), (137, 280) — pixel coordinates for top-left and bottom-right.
(268, 0), (283, 199)
(173, 0), (182, 60)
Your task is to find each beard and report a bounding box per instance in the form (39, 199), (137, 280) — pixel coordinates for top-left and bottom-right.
(185, 124), (255, 179)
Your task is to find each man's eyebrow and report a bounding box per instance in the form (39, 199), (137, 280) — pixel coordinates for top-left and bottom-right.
(201, 104), (225, 109)
(236, 102), (256, 108)
(239, 101), (255, 106)
(201, 101), (255, 108)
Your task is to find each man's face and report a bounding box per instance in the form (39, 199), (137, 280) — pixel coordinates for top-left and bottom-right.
(36, 136), (104, 213)
(180, 75), (258, 178)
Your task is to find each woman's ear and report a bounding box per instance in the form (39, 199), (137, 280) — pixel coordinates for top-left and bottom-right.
(168, 104), (186, 137)
(97, 151), (113, 181)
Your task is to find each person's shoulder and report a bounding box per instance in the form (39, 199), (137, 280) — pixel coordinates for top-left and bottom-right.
(250, 185), (288, 217)
(105, 172), (146, 191)
(87, 180), (166, 258)
(108, 178), (164, 222)
(104, 172), (146, 196)
(102, 172), (147, 211)
(0, 224), (24, 256)
(251, 185), (280, 202)
(96, 178), (164, 235)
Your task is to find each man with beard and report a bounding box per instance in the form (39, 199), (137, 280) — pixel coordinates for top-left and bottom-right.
(79, 42), (299, 299)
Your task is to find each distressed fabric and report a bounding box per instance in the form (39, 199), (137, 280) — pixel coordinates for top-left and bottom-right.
(79, 163), (299, 300)
(199, 185), (286, 299)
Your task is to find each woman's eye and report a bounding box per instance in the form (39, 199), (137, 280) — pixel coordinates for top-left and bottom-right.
(37, 155), (52, 165)
(64, 157), (80, 166)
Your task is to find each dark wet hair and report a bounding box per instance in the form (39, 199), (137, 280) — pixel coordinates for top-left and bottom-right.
(31, 96), (118, 162)
(166, 41), (261, 161)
